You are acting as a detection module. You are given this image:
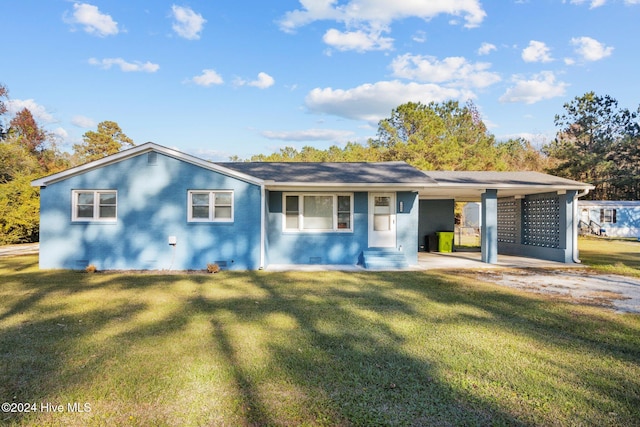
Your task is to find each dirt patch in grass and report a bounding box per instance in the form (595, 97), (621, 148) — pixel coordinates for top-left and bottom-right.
(473, 268), (640, 313)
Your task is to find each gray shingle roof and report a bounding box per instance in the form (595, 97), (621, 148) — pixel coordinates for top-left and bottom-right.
(422, 171), (590, 188)
(218, 161), (437, 184)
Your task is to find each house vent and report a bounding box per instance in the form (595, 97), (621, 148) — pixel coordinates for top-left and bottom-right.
(215, 261), (228, 267)
(147, 152), (158, 165)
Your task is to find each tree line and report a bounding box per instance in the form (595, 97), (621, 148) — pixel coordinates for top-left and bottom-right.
(247, 100), (550, 172)
(544, 92), (640, 200)
(1, 80), (639, 245)
(0, 83), (134, 244)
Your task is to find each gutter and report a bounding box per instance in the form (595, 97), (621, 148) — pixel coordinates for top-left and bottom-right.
(259, 183), (266, 270)
(572, 188), (591, 263)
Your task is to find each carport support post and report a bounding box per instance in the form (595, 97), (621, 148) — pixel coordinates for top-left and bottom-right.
(481, 189), (498, 264)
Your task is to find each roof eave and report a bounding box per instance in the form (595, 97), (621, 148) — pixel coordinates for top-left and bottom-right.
(265, 182), (435, 191)
(432, 183), (595, 191)
(31, 142), (264, 187)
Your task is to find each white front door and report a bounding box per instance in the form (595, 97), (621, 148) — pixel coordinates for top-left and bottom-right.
(369, 193), (396, 247)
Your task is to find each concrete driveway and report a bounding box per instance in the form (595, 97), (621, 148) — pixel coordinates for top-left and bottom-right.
(474, 269), (640, 314)
(0, 243), (39, 257)
(420, 252), (640, 314)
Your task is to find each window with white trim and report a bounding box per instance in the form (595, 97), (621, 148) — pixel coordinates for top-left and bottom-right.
(72, 190), (117, 221)
(283, 193), (353, 232)
(188, 191), (234, 222)
(600, 208), (617, 223)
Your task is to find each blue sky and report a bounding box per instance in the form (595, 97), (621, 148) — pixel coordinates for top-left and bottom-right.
(1, 0), (638, 160)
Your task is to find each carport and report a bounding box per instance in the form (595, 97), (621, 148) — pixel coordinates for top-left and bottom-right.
(418, 171), (594, 264)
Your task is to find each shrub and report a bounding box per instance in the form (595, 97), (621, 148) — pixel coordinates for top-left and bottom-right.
(206, 263), (220, 274)
(85, 264), (97, 273)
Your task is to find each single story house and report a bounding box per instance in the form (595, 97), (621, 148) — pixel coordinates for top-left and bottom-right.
(578, 200), (640, 238)
(31, 142), (594, 270)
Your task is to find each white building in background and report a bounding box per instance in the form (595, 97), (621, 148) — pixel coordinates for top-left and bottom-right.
(578, 200), (640, 238)
(462, 202), (481, 228)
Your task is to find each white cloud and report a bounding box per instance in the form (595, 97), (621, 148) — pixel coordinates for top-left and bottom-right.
(497, 132), (552, 148)
(52, 127), (69, 141)
(305, 80), (473, 123)
(190, 69), (224, 86)
(171, 5), (206, 40)
(412, 30), (427, 43)
(89, 58), (160, 73)
(279, 0), (486, 52)
(477, 42), (496, 55)
(7, 99), (55, 123)
(567, 0), (640, 7)
(568, 0), (607, 8)
(280, 0), (486, 31)
(249, 72), (275, 89)
(71, 115), (96, 128)
(65, 3), (119, 37)
(522, 40), (553, 63)
(390, 54), (501, 88)
(323, 28), (394, 52)
(499, 71), (568, 104)
(191, 148), (234, 162)
(570, 36), (613, 61)
(234, 72), (275, 89)
(261, 128), (355, 142)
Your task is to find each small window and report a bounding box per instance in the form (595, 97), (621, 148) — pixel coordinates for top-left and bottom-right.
(337, 195), (351, 229)
(600, 208), (617, 223)
(188, 191), (234, 222)
(72, 190), (117, 221)
(285, 195), (299, 229)
(283, 193), (353, 232)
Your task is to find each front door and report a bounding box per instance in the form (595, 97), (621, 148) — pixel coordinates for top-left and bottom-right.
(369, 193), (396, 247)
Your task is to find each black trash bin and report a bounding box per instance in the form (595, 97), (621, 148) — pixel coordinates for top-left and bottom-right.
(426, 234), (438, 252)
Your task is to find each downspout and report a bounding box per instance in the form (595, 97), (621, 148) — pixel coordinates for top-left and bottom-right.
(572, 188), (590, 263)
(259, 183), (266, 270)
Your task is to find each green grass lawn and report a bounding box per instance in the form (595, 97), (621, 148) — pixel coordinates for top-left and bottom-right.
(1, 253), (640, 426)
(579, 236), (640, 277)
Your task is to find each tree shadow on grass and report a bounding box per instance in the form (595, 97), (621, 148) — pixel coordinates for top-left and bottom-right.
(413, 270), (640, 423)
(0, 302), (148, 425)
(191, 271), (528, 426)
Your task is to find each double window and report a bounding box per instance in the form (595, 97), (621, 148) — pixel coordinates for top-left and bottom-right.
(72, 190), (117, 221)
(188, 190), (234, 222)
(284, 193), (352, 232)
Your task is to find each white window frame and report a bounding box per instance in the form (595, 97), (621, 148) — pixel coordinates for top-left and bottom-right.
(72, 190), (117, 222)
(601, 208), (617, 224)
(282, 192), (353, 232)
(188, 190), (234, 222)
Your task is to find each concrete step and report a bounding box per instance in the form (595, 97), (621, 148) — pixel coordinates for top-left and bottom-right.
(363, 249), (408, 270)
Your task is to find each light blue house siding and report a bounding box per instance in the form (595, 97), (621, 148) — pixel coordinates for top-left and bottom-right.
(578, 200), (640, 238)
(265, 191), (419, 266)
(38, 151), (262, 270)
